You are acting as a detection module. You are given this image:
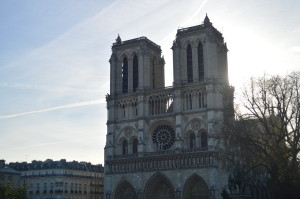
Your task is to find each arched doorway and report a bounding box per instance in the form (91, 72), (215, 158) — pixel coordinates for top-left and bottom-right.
(144, 173), (175, 199)
(183, 174), (209, 199)
(114, 180), (137, 199)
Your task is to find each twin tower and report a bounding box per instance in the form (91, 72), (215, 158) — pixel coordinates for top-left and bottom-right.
(104, 15), (234, 199)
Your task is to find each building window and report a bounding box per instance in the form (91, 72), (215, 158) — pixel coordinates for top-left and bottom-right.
(187, 44), (193, 83)
(201, 132), (208, 148)
(133, 55), (138, 92)
(133, 138), (138, 154)
(198, 42), (204, 81)
(75, 183), (78, 193)
(43, 183), (47, 193)
(50, 183), (53, 193)
(190, 133), (196, 149)
(123, 104), (126, 118)
(122, 140), (128, 155)
(64, 183), (68, 193)
(71, 183), (74, 193)
(122, 57), (128, 93)
(84, 184), (87, 194)
(36, 183), (40, 194)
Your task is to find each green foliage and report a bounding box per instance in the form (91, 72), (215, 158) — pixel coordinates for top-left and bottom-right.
(0, 182), (28, 199)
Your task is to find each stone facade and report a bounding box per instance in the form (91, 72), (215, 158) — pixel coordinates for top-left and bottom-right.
(9, 159), (104, 199)
(104, 15), (234, 199)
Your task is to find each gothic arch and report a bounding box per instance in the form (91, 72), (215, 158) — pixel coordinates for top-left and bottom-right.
(114, 180), (137, 199)
(118, 137), (128, 145)
(182, 40), (193, 49)
(144, 173), (175, 199)
(129, 51), (138, 59)
(117, 127), (138, 155)
(183, 118), (206, 135)
(198, 129), (208, 149)
(183, 174), (209, 199)
(184, 130), (196, 149)
(119, 53), (129, 61)
(117, 126), (137, 141)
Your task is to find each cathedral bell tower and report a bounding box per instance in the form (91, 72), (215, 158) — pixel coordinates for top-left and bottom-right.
(172, 15), (229, 86)
(109, 35), (165, 96)
(104, 15), (234, 199)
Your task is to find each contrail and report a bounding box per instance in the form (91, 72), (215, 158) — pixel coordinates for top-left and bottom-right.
(158, 0), (208, 45)
(0, 99), (105, 120)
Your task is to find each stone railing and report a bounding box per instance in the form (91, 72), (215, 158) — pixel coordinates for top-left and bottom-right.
(113, 36), (161, 50)
(106, 151), (218, 174)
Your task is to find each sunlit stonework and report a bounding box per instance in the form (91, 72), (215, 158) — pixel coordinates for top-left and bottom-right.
(104, 15), (234, 199)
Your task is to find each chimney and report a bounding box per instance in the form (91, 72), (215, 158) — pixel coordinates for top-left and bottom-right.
(0, 160), (5, 168)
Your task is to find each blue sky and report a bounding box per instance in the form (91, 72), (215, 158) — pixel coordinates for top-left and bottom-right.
(1, 0), (299, 164)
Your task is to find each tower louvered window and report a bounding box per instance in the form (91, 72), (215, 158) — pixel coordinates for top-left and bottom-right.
(122, 140), (128, 155)
(122, 57), (128, 93)
(198, 42), (204, 81)
(190, 133), (195, 149)
(133, 55), (138, 92)
(187, 44), (193, 83)
(201, 132), (208, 148)
(133, 138), (138, 154)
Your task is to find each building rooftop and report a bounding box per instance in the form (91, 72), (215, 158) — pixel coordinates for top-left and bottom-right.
(0, 167), (21, 175)
(8, 159), (104, 172)
(112, 36), (161, 51)
(176, 14), (223, 39)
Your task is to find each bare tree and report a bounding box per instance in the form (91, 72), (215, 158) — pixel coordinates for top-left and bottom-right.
(220, 72), (300, 199)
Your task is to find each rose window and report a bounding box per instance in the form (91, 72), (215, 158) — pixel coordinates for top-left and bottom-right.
(152, 124), (175, 150)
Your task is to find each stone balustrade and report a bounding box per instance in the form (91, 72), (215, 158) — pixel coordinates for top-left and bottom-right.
(106, 151), (218, 174)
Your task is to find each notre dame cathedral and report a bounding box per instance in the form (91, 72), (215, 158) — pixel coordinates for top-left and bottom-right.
(104, 15), (234, 199)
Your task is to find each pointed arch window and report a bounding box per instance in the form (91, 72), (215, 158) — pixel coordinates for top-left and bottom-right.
(152, 58), (155, 89)
(190, 133), (196, 149)
(133, 55), (138, 92)
(122, 140), (128, 155)
(187, 44), (193, 83)
(132, 138), (138, 154)
(122, 57), (128, 93)
(198, 42), (204, 81)
(201, 132), (208, 148)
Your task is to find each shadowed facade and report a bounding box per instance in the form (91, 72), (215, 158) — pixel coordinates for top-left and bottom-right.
(104, 15), (234, 199)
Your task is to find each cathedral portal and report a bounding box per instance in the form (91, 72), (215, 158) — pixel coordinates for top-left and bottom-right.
(144, 173), (175, 199)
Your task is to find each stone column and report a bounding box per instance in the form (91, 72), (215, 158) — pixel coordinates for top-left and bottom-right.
(180, 47), (187, 83)
(116, 61), (122, 94)
(109, 53), (116, 96)
(143, 51), (151, 90)
(172, 42), (180, 86)
(175, 188), (182, 199)
(137, 191), (144, 199)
